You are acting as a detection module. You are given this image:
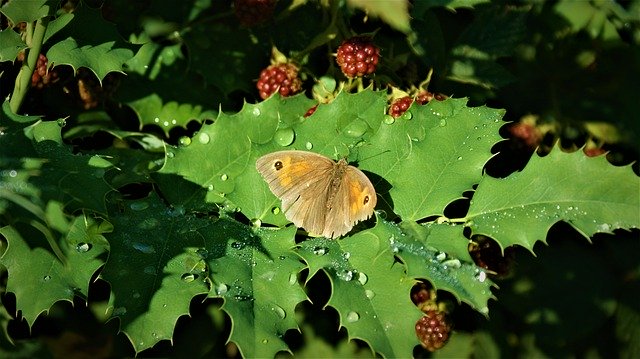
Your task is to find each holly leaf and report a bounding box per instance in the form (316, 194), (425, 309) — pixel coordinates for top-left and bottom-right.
(298, 230), (424, 358)
(0, 215), (110, 327)
(347, 0), (411, 33)
(0, 29), (26, 62)
(0, 0), (56, 24)
(362, 98), (504, 221)
(467, 145), (640, 252)
(209, 226), (308, 358)
(45, 5), (139, 82)
(100, 193), (212, 353)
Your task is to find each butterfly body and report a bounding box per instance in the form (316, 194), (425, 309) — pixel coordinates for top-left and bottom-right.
(256, 150), (377, 238)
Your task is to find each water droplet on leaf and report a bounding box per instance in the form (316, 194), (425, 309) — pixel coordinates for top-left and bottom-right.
(274, 128), (295, 147)
(346, 311), (360, 322)
(75, 243), (91, 253)
(198, 133), (210, 144)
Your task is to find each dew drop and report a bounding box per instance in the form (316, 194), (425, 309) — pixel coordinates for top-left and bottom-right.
(181, 273), (196, 282)
(130, 201), (149, 211)
(163, 121), (170, 127)
(207, 184), (214, 191)
(288, 273), (297, 285)
(220, 173), (228, 181)
(475, 270), (487, 283)
(346, 311), (360, 322)
(57, 118), (66, 127)
(402, 111), (413, 120)
(154, 117), (160, 123)
(274, 128), (295, 147)
(305, 141), (313, 150)
(75, 243), (91, 253)
(43, 275), (51, 282)
(251, 218), (262, 227)
(178, 136), (191, 146)
(252, 107), (261, 116)
(337, 270), (354, 281)
(272, 305), (286, 319)
(457, 156), (463, 161)
(383, 115), (395, 125)
(198, 133), (210, 144)
(435, 252), (446, 262)
(343, 252), (351, 260)
(215, 283), (228, 295)
(8, 170), (17, 178)
(365, 289), (375, 299)
(357, 272), (368, 285)
(231, 241), (245, 250)
(344, 119), (368, 138)
(439, 119), (447, 127)
(261, 339), (268, 344)
(271, 206), (281, 215)
(312, 246), (328, 255)
(166, 151), (175, 158)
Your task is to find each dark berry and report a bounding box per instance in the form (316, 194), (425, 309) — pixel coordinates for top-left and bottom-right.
(304, 104), (318, 117)
(30, 53), (58, 89)
(509, 120), (542, 149)
(389, 96), (413, 118)
(336, 36), (380, 78)
(416, 91), (448, 105)
(256, 63), (302, 100)
(468, 235), (515, 278)
(415, 310), (452, 352)
(411, 282), (434, 306)
(234, 0), (276, 27)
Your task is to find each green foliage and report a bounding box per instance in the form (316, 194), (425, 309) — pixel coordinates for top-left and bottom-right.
(0, 0), (638, 358)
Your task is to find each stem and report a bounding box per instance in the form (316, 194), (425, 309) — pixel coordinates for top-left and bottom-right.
(9, 17), (50, 114)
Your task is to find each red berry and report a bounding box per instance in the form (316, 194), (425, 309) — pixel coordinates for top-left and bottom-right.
(388, 96), (413, 118)
(411, 282), (434, 306)
(234, 0), (276, 27)
(304, 104), (318, 117)
(30, 54), (58, 89)
(336, 36), (380, 78)
(256, 63), (302, 100)
(509, 121), (542, 149)
(468, 236), (514, 277)
(416, 91), (448, 105)
(415, 310), (452, 352)
(584, 147), (606, 157)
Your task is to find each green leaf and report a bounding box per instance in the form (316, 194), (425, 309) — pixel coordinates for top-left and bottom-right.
(467, 145), (640, 252)
(393, 221), (494, 313)
(347, 0), (411, 33)
(209, 226), (307, 358)
(100, 194), (212, 353)
(0, 0), (56, 24)
(298, 230), (424, 358)
(0, 29), (26, 62)
(45, 5), (139, 82)
(363, 98), (504, 221)
(0, 215), (109, 327)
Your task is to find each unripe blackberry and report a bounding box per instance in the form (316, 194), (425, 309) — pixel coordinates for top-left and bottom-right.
(389, 96), (413, 118)
(416, 91), (448, 105)
(256, 63), (302, 100)
(29, 53), (58, 89)
(508, 120), (542, 149)
(415, 310), (452, 352)
(234, 0), (276, 27)
(335, 36), (379, 78)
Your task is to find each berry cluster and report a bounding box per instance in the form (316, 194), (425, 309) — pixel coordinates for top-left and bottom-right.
(411, 282), (453, 352)
(468, 235), (514, 278)
(335, 36), (380, 78)
(388, 91), (449, 118)
(233, 0), (276, 27)
(256, 63), (302, 100)
(17, 52), (58, 89)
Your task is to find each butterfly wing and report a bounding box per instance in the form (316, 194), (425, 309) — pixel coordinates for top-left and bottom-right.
(256, 151), (336, 235)
(323, 163), (377, 238)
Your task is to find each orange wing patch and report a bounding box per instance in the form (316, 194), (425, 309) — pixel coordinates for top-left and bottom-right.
(277, 157), (315, 187)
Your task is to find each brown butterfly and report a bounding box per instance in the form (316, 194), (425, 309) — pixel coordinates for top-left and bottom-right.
(256, 150), (377, 238)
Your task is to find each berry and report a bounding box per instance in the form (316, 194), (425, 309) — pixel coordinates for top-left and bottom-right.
(509, 120), (542, 149)
(389, 96), (413, 118)
(415, 310), (452, 352)
(411, 282), (434, 306)
(468, 235), (514, 277)
(256, 63), (302, 100)
(415, 91), (448, 105)
(584, 146), (606, 157)
(24, 53), (58, 89)
(304, 104), (318, 117)
(234, 0), (276, 27)
(335, 36), (380, 78)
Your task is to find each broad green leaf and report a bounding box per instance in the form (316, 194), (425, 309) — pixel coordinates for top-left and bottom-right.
(467, 145), (640, 252)
(0, 0), (56, 24)
(393, 221), (494, 313)
(0, 215), (109, 327)
(362, 98), (504, 221)
(0, 29), (26, 62)
(45, 5), (139, 82)
(347, 0), (411, 33)
(101, 194), (212, 353)
(298, 232), (423, 358)
(412, 0), (489, 13)
(554, 0), (620, 41)
(210, 226), (307, 358)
